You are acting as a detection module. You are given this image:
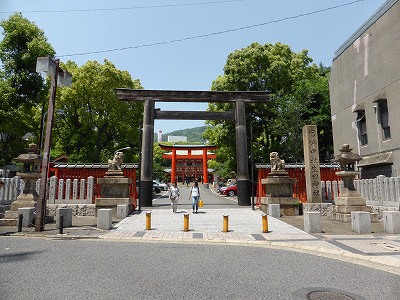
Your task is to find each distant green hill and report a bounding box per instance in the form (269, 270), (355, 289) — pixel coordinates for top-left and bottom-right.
(154, 126), (208, 143)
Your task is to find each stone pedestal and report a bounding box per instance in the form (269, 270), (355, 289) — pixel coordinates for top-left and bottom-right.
(329, 171), (378, 223)
(1, 172), (40, 225)
(96, 170), (133, 217)
(260, 170), (299, 216)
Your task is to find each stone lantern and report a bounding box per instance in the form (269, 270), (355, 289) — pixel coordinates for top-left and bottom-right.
(331, 144), (376, 222)
(6, 144), (42, 217)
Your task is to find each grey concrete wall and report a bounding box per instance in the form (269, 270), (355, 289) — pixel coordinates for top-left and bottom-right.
(329, 2), (400, 176)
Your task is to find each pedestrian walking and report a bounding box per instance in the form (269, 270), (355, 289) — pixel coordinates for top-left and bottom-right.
(189, 181), (201, 213)
(169, 182), (181, 213)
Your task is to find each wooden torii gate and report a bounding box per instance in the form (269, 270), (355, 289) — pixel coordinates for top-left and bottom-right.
(116, 89), (270, 207)
(160, 143), (217, 185)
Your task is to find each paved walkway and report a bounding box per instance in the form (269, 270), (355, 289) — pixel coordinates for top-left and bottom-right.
(101, 206), (400, 274)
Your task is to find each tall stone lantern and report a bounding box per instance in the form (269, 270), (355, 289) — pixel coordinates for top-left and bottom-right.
(4, 143), (41, 219)
(331, 144), (375, 222)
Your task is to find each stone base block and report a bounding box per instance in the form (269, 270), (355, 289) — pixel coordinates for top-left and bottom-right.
(4, 210), (19, 219)
(260, 198), (299, 216)
(335, 196), (366, 206)
(262, 196), (298, 205)
(47, 204), (96, 217)
(303, 203), (334, 216)
(117, 204), (130, 219)
(0, 218), (17, 226)
(268, 204), (280, 218)
(96, 198), (133, 217)
(351, 211), (371, 234)
(97, 209), (112, 230)
(280, 205), (300, 216)
(18, 207), (36, 227)
(10, 196), (36, 211)
(335, 205), (370, 214)
(56, 207), (73, 228)
(304, 212), (321, 233)
(383, 211), (400, 234)
(98, 177), (132, 198)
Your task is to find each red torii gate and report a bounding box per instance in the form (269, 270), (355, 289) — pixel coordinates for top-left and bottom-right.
(160, 144), (217, 186)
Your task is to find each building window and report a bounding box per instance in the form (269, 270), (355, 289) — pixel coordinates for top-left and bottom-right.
(357, 110), (368, 145)
(378, 100), (391, 140)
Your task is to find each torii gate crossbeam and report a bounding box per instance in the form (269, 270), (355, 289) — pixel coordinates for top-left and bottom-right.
(116, 89), (271, 207)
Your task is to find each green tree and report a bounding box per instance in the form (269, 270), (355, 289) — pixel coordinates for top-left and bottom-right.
(205, 42), (332, 175)
(153, 143), (170, 182)
(53, 59), (143, 163)
(0, 13), (55, 165)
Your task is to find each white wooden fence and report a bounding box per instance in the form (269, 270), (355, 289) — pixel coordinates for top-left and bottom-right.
(2, 175), (399, 208)
(319, 176), (400, 208)
(0, 176), (21, 205)
(0, 176), (94, 205)
(354, 175), (400, 208)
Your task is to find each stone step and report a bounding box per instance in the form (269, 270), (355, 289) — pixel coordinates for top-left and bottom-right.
(0, 218), (17, 226)
(4, 210), (19, 219)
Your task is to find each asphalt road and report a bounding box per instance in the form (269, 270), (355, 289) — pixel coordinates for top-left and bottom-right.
(1, 237), (399, 300)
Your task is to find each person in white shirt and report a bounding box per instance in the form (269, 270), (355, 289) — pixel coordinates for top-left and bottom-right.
(189, 181), (200, 213)
(169, 182), (181, 213)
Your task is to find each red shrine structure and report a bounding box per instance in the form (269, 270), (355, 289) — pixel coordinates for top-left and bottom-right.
(160, 144), (217, 186)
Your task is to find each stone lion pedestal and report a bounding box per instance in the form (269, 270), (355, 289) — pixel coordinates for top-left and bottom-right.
(95, 151), (133, 217)
(260, 152), (299, 216)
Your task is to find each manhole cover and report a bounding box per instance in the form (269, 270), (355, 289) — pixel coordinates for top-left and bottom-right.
(306, 290), (356, 300)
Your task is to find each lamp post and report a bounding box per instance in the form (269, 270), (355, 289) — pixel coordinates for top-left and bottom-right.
(35, 57), (72, 232)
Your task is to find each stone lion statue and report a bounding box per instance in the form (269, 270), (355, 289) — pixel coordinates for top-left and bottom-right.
(108, 151), (124, 170)
(270, 152), (285, 171)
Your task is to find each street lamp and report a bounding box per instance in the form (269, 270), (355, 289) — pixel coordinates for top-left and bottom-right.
(35, 56), (72, 232)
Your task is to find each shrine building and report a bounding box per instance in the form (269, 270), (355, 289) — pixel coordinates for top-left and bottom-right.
(160, 144), (217, 187)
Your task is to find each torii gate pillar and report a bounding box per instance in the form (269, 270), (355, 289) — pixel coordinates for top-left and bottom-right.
(235, 100), (251, 206)
(140, 99), (155, 207)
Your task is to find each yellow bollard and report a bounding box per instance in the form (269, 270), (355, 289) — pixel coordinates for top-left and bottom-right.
(262, 214), (268, 233)
(223, 215), (229, 232)
(183, 214), (189, 232)
(146, 212), (151, 230)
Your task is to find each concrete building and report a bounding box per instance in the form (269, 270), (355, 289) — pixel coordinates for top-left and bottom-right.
(329, 0), (400, 179)
(167, 136), (187, 143)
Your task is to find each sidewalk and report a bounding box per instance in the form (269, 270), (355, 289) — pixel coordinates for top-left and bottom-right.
(99, 207), (400, 274)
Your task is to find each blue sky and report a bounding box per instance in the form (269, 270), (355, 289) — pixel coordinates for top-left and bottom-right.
(1, 0), (387, 133)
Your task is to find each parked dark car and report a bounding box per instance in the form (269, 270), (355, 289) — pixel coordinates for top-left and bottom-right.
(219, 184), (237, 196)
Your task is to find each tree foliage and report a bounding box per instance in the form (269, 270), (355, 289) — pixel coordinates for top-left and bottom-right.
(204, 42), (332, 177)
(0, 13), (55, 165)
(52, 60), (143, 163)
